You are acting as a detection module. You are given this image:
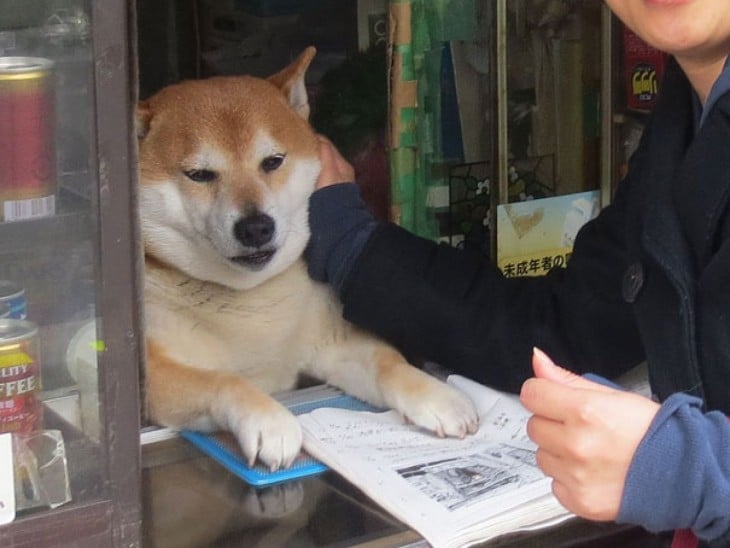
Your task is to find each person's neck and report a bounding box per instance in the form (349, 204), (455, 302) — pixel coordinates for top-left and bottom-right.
(676, 54), (728, 105)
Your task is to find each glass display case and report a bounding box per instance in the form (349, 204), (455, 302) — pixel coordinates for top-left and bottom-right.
(0, 1), (142, 545)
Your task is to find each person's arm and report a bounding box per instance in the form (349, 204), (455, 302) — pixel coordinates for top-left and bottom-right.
(307, 139), (646, 391)
(522, 349), (730, 543)
(307, 183), (378, 295)
(618, 394), (730, 543)
(306, 137), (378, 295)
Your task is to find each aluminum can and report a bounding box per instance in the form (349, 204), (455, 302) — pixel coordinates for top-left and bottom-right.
(0, 280), (26, 319)
(0, 319), (42, 434)
(0, 56), (56, 222)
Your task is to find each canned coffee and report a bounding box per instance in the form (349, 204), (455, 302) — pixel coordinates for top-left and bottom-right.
(0, 319), (42, 434)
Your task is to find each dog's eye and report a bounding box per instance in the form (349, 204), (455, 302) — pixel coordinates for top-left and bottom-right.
(183, 169), (218, 183)
(261, 154), (285, 173)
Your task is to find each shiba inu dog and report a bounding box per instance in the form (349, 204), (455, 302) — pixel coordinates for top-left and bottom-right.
(137, 47), (478, 470)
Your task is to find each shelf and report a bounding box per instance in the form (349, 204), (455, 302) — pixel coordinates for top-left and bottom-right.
(0, 210), (91, 252)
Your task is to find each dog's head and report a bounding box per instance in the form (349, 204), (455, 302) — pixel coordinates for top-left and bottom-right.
(137, 47), (319, 290)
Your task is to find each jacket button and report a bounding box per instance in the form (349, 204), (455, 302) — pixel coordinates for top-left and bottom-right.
(622, 262), (644, 303)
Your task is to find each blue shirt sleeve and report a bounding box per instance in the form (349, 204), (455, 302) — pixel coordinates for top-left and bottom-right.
(305, 183), (378, 295)
(617, 392), (730, 541)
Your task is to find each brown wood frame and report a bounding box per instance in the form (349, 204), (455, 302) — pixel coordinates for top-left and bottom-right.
(0, 1), (143, 546)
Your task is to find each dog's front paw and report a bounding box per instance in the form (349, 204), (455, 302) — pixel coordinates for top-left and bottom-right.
(229, 400), (303, 471)
(390, 378), (479, 438)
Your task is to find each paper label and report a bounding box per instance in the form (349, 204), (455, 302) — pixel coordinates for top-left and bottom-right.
(0, 433), (15, 524)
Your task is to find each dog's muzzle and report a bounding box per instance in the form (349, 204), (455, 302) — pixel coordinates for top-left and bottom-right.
(230, 213), (277, 268)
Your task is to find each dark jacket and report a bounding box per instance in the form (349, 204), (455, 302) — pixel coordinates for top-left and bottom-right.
(305, 57), (730, 544)
(337, 58), (730, 416)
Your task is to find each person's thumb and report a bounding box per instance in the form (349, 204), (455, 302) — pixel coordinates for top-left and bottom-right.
(532, 347), (612, 391)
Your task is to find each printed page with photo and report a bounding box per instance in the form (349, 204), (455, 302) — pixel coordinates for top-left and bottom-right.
(298, 375), (573, 548)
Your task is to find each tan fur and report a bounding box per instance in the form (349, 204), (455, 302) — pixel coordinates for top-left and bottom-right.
(139, 47), (478, 469)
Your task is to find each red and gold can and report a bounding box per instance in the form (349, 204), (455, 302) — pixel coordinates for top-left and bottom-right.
(0, 319), (42, 434)
(0, 57), (56, 222)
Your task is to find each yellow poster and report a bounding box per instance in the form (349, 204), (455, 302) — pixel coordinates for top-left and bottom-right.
(497, 191), (600, 278)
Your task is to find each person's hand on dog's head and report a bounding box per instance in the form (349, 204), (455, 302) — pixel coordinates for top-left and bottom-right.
(316, 135), (355, 189)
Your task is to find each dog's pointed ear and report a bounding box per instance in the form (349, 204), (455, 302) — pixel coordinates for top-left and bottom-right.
(267, 46), (316, 120)
(136, 100), (153, 139)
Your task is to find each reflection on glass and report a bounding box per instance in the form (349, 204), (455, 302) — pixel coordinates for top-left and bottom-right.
(506, 2), (603, 200)
(0, 0), (104, 518)
(13, 429), (70, 511)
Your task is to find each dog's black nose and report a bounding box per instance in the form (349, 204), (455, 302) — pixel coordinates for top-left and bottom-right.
(234, 213), (275, 247)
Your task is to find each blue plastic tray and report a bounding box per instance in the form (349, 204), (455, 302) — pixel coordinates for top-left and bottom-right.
(181, 390), (378, 487)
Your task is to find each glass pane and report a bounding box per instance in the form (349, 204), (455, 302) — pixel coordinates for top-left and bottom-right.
(505, 2), (603, 202)
(0, 0), (107, 519)
(496, 2), (605, 276)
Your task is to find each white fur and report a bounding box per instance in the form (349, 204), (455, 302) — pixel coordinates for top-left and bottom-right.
(141, 132), (319, 291)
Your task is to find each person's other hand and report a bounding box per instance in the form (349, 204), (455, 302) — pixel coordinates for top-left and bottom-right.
(316, 135), (355, 189)
(520, 348), (660, 521)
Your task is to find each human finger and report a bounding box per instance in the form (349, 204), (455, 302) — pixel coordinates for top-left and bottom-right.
(550, 479), (574, 514)
(327, 141), (354, 180)
(536, 458), (622, 521)
(520, 377), (584, 422)
(532, 347), (614, 393)
(317, 138), (334, 164)
(534, 446), (564, 482)
(316, 135), (354, 177)
(526, 415), (568, 457)
(550, 470), (621, 522)
(534, 450), (609, 519)
(316, 138), (354, 188)
(334, 151), (354, 179)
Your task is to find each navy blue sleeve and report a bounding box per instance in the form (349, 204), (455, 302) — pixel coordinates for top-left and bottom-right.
(307, 172), (644, 392)
(305, 183), (378, 295)
(618, 393), (730, 541)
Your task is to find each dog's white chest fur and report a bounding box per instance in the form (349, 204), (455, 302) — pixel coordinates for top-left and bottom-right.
(145, 259), (346, 393)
